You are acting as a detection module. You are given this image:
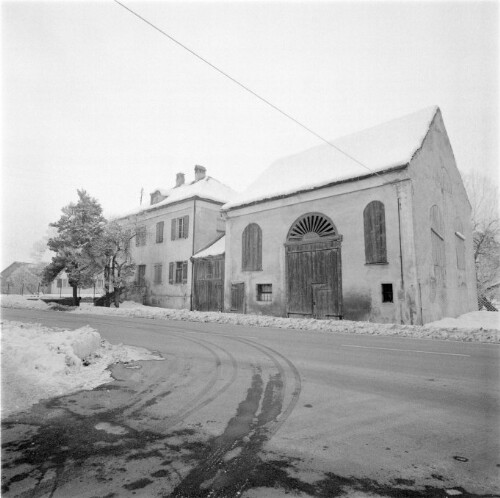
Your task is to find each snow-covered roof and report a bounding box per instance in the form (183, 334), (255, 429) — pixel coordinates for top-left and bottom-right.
(121, 176), (237, 218)
(224, 106), (439, 210)
(192, 235), (225, 259)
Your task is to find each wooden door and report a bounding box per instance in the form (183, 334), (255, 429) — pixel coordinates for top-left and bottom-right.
(230, 282), (245, 313)
(286, 238), (342, 319)
(193, 256), (224, 312)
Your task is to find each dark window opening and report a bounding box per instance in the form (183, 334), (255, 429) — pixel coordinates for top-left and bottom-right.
(382, 283), (393, 303)
(156, 221), (164, 243)
(257, 284), (272, 302)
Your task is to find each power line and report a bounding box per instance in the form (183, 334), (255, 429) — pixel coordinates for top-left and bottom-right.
(113, 0), (381, 177)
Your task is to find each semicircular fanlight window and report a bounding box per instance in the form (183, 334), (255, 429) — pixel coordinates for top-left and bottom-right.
(287, 213), (336, 241)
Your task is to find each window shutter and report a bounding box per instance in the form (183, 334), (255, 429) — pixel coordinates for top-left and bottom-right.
(242, 224), (262, 270)
(183, 215), (189, 238)
(364, 201), (386, 264)
(171, 219), (177, 240)
(182, 261), (188, 283)
(169, 262), (174, 284)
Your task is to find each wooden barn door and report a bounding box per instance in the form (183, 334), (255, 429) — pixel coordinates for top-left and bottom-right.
(193, 256), (224, 312)
(286, 239), (342, 319)
(285, 208), (343, 321)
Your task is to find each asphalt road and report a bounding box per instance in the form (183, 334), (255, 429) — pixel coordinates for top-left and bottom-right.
(2, 308), (499, 498)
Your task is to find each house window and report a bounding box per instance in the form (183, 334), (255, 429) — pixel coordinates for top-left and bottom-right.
(169, 261), (188, 284)
(257, 284), (272, 302)
(57, 278), (62, 288)
(364, 201), (387, 264)
(96, 279), (104, 287)
(454, 218), (466, 270)
(156, 221), (164, 243)
(381, 283), (393, 303)
(137, 265), (146, 286)
(171, 215), (189, 240)
(242, 223), (262, 271)
(154, 264), (163, 284)
(135, 226), (147, 246)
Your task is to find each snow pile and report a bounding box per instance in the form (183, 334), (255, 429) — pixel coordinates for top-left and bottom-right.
(1, 294), (49, 310)
(425, 311), (500, 330)
(72, 302), (500, 343)
(1, 320), (163, 417)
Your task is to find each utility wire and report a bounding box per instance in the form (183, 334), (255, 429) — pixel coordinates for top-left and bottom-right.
(114, 0), (381, 177)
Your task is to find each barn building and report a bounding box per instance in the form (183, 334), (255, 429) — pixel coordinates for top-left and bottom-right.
(118, 165), (235, 309)
(222, 106), (477, 324)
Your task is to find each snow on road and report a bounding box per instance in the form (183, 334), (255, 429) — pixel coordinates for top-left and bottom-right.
(1, 295), (499, 343)
(1, 319), (163, 417)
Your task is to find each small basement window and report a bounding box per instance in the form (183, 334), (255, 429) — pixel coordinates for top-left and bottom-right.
(257, 284), (272, 302)
(381, 283), (393, 303)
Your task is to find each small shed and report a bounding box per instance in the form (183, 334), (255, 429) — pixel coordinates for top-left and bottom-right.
(191, 235), (225, 312)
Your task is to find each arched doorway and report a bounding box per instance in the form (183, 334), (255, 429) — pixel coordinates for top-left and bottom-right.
(285, 213), (343, 319)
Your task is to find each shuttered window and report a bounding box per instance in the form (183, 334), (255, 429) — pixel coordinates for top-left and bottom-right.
(153, 264), (162, 284)
(430, 205), (445, 302)
(156, 221), (164, 243)
(135, 226), (147, 246)
(242, 223), (262, 271)
(171, 216), (189, 240)
(137, 265), (146, 286)
(363, 201), (387, 264)
(169, 261), (188, 284)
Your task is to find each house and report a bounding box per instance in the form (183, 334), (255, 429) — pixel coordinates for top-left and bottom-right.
(221, 106), (477, 325)
(118, 165), (236, 309)
(44, 270), (105, 298)
(1, 262), (43, 294)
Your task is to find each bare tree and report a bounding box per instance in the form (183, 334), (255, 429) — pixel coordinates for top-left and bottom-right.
(462, 171), (500, 301)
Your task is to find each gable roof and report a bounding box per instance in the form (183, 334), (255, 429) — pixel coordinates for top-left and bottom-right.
(120, 176), (237, 218)
(223, 106), (439, 211)
(1, 262), (34, 279)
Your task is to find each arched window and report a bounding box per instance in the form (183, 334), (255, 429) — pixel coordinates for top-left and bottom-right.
(242, 223), (262, 271)
(364, 201), (387, 264)
(287, 213), (336, 242)
(430, 205), (445, 301)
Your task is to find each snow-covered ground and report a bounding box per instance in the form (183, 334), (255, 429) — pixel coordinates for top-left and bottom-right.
(1, 320), (163, 417)
(2, 295), (499, 344)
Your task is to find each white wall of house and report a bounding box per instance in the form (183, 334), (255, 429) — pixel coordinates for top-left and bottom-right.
(122, 198), (226, 309)
(408, 110), (477, 323)
(224, 169), (419, 323)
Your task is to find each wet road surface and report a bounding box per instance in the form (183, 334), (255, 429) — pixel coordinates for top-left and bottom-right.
(2, 308), (499, 497)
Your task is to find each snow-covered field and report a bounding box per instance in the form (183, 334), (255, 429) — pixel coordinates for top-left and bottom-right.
(2, 295), (498, 343)
(1, 320), (163, 417)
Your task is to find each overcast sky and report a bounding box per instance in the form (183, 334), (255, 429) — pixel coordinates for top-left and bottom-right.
(2, 0), (498, 268)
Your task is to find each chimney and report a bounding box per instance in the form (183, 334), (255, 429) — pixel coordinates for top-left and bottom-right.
(194, 165), (206, 181)
(176, 172), (185, 187)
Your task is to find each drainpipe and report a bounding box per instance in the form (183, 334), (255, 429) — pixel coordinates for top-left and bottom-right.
(190, 199), (197, 311)
(397, 196), (405, 324)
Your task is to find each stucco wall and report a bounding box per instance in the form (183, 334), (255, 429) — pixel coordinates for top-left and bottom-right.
(224, 171), (413, 323)
(194, 200), (225, 253)
(123, 203), (194, 309)
(408, 110), (477, 322)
